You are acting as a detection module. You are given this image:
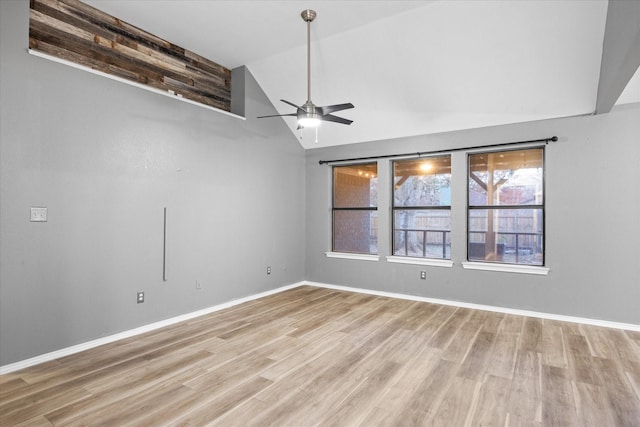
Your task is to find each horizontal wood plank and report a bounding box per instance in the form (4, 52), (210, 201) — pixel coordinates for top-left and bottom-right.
(29, 0), (231, 111)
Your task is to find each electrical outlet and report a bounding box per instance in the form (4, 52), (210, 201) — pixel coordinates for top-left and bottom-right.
(196, 280), (202, 290)
(267, 266), (271, 275)
(420, 271), (427, 280)
(30, 207), (48, 222)
(137, 291), (144, 303)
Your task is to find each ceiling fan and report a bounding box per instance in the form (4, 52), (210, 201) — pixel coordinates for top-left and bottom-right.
(257, 9), (354, 129)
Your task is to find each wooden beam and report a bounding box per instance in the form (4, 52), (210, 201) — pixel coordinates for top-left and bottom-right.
(595, 0), (640, 114)
(470, 172), (487, 192)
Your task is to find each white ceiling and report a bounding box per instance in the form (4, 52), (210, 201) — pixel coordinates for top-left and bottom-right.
(86, 1), (639, 149)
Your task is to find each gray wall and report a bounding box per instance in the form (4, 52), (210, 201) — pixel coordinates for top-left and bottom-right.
(306, 104), (640, 325)
(0, 1), (305, 366)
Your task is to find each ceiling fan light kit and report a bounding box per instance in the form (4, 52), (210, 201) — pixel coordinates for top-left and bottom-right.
(298, 114), (321, 128)
(257, 9), (354, 136)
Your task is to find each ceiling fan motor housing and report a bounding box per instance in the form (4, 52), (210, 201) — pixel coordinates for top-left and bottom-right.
(298, 100), (320, 127)
(301, 101), (318, 116)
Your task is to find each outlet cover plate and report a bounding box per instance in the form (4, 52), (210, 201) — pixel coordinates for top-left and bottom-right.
(137, 292), (144, 303)
(30, 207), (48, 222)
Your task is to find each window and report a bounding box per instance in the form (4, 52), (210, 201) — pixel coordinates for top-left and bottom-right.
(332, 163), (378, 254)
(468, 147), (544, 265)
(393, 156), (451, 259)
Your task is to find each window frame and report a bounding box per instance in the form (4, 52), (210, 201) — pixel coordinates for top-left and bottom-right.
(466, 146), (546, 266)
(331, 162), (378, 255)
(391, 155), (452, 260)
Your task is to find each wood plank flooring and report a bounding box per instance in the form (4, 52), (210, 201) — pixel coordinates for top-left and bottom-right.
(1, 286), (639, 426)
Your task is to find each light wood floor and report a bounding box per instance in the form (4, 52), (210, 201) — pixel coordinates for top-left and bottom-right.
(1, 286), (639, 426)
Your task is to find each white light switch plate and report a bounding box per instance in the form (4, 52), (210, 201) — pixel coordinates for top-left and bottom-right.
(30, 207), (48, 222)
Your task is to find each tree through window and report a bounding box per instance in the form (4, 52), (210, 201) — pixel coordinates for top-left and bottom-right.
(393, 156), (451, 259)
(468, 147), (544, 265)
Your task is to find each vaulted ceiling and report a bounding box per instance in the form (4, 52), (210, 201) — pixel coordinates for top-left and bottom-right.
(85, 1), (639, 149)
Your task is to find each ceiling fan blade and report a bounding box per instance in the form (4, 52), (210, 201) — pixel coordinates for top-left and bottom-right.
(280, 99), (304, 112)
(317, 103), (354, 116)
(321, 114), (353, 125)
(257, 113), (297, 119)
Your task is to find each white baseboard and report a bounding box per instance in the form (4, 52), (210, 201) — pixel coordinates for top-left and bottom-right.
(303, 281), (640, 332)
(3, 279), (637, 374)
(0, 282), (303, 375)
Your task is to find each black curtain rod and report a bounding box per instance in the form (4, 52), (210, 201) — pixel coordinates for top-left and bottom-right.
(318, 136), (558, 165)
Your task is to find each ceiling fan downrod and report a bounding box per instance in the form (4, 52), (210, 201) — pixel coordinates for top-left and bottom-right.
(301, 9), (316, 104)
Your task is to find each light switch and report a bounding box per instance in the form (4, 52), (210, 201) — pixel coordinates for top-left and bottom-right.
(30, 207), (48, 222)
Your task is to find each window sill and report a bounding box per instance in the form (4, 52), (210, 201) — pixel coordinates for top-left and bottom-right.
(325, 252), (380, 262)
(386, 256), (454, 268)
(461, 262), (549, 275)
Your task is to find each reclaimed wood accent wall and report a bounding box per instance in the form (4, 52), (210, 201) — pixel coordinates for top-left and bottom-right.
(29, 0), (231, 112)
